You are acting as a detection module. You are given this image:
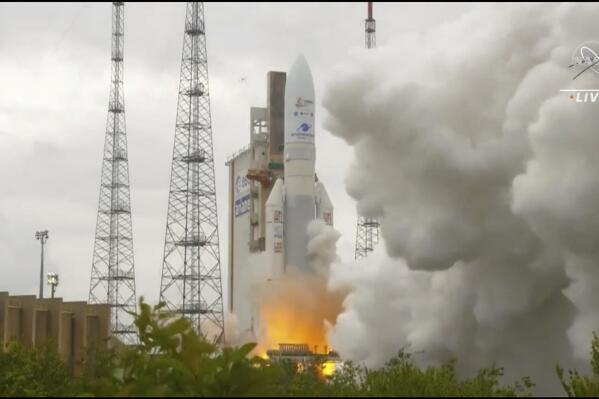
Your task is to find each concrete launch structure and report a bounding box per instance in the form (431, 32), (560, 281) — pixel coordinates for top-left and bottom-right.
(0, 291), (111, 374)
(226, 55), (333, 337)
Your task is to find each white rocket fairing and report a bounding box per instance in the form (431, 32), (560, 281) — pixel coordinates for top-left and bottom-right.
(265, 54), (333, 276)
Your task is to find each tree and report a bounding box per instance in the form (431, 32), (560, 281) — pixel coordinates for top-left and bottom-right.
(76, 298), (283, 396)
(0, 341), (73, 397)
(557, 332), (599, 397)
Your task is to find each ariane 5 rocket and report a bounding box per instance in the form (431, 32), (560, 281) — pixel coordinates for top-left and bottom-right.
(265, 54), (334, 277)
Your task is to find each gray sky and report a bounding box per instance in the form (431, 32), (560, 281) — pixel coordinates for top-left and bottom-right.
(0, 2), (472, 304)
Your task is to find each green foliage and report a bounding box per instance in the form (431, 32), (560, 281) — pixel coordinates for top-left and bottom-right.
(76, 297), (284, 397)
(74, 343), (120, 397)
(274, 351), (533, 397)
(557, 332), (599, 397)
(0, 340), (73, 397)
(0, 297), (537, 397)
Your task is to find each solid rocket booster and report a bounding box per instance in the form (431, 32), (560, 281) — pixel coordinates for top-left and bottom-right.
(265, 178), (285, 277)
(265, 54), (333, 277)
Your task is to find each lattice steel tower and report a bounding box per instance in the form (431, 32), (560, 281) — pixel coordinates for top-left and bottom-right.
(89, 2), (137, 344)
(355, 2), (380, 260)
(159, 2), (225, 344)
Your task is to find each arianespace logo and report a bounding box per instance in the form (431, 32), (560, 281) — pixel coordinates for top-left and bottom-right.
(292, 122), (313, 140)
(561, 41), (599, 103)
(296, 122), (312, 133)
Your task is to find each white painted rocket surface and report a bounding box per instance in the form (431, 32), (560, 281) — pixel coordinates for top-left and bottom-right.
(265, 54), (333, 277)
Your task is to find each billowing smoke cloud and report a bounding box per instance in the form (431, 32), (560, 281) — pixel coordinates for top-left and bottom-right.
(224, 252), (270, 348)
(323, 3), (599, 394)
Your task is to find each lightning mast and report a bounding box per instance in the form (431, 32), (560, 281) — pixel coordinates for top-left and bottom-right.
(159, 2), (225, 344)
(365, 1), (376, 49)
(89, 2), (137, 344)
(355, 1), (380, 260)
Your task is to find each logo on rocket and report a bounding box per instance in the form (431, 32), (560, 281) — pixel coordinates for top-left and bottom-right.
(296, 122), (312, 133)
(295, 96), (313, 107)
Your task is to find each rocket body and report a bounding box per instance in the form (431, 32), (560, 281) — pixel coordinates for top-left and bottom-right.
(265, 55), (333, 276)
(283, 55), (317, 273)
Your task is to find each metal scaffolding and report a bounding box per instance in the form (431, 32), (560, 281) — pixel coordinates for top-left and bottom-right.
(355, 2), (380, 260)
(159, 2), (225, 345)
(89, 2), (138, 345)
(355, 217), (380, 260)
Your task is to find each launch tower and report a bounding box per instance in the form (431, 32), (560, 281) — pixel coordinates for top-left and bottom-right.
(159, 2), (225, 344)
(89, 1), (138, 345)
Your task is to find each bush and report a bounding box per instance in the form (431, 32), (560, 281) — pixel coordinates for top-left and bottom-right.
(273, 351), (533, 397)
(0, 341), (73, 396)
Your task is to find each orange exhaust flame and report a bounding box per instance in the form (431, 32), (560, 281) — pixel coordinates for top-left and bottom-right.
(253, 271), (348, 360)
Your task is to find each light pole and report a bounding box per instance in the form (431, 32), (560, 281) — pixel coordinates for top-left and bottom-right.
(35, 230), (49, 299)
(47, 273), (59, 299)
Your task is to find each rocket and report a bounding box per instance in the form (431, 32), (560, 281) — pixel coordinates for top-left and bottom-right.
(265, 54), (334, 277)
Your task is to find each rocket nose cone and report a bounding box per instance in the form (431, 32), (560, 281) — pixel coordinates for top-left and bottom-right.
(287, 53), (314, 96)
(292, 53), (309, 69)
(289, 54), (313, 82)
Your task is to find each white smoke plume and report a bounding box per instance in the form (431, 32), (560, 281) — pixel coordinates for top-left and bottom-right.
(225, 252), (270, 347)
(306, 219), (342, 279)
(323, 3), (599, 394)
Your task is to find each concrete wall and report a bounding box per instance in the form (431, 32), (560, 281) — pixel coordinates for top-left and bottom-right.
(227, 150), (252, 331)
(0, 292), (111, 374)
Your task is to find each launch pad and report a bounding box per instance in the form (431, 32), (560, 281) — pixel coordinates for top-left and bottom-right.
(266, 343), (341, 376)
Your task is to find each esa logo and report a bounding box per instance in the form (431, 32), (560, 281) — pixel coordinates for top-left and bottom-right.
(296, 122), (312, 133)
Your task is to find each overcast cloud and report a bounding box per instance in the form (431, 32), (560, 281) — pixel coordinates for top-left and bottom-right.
(0, 2), (472, 303)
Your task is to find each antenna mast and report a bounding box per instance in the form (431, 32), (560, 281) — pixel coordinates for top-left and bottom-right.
(365, 1), (376, 49)
(159, 2), (225, 344)
(355, 2), (380, 260)
(89, 2), (138, 344)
